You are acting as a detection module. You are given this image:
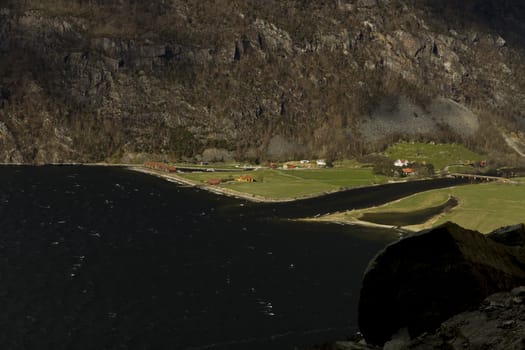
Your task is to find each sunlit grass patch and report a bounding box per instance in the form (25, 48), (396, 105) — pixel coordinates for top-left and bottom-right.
(177, 166), (388, 200)
(384, 142), (486, 171)
(318, 182), (525, 233)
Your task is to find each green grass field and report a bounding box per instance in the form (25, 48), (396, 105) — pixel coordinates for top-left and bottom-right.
(384, 142), (486, 171)
(329, 179), (525, 233)
(177, 167), (388, 199)
(431, 181), (525, 232)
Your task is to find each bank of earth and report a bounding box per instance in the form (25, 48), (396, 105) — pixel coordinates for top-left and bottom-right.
(131, 163), (525, 233)
(316, 179), (525, 234)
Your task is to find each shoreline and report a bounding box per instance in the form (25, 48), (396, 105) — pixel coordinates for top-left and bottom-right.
(302, 193), (459, 232)
(0, 163), (428, 206)
(129, 166), (298, 203)
(0, 163), (471, 230)
(127, 166), (359, 204)
(300, 215), (419, 233)
(128, 166), (452, 232)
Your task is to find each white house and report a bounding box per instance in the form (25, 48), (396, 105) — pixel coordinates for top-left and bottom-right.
(394, 159), (409, 167)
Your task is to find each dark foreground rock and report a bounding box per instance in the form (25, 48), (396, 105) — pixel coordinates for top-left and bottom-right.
(303, 340), (378, 350)
(358, 222), (525, 346)
(403, 286), (525, 350)
(307, 286), (525, 350)
(487, 223), (525, 246)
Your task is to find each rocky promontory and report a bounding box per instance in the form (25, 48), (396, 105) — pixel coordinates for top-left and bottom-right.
(308, 223), (525, 350)
(310, 286), (525, 350)
(402, 286), (525, 350)
(359, 222), (525, 346)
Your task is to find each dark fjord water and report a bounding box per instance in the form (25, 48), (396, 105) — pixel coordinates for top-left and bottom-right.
(1, 166), (457, 349)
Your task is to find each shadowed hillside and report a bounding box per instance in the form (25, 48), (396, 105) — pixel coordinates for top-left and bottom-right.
(0, 0), (524, 163)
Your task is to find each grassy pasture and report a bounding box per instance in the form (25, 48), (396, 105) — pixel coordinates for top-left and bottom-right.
(177, 166), (388, 200)
(322, 179), (525, 233)
(384, 142), (486, 171)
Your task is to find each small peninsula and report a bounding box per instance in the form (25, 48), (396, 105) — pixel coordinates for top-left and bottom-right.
(129, 141), (525, 233)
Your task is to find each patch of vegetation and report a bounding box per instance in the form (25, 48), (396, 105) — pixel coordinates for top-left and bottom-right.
(169, 126), (204, 158)
(325, 180), (525, 233)
(360, 196), (457, 227)
(177, 166), (387, 199)
(431, 181), (525, 233)
(359, 153), (435, 177)
(383, 142), (486, 171)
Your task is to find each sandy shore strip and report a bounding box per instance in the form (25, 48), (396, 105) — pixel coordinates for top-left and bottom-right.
(303, 191), (460, 232)
(303, 207), (445, 233)
(301, 215), (404, 229)
(301, 215), (431, 234)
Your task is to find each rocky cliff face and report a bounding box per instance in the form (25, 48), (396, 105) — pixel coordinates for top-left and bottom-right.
(1, 1), (525, 163)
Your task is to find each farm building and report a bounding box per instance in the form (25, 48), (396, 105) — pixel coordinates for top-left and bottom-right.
(402, 168), (415, 176)
(207, 178), (221, 185)
(236, 175), (255, 182)
(394, 159), (409, 167)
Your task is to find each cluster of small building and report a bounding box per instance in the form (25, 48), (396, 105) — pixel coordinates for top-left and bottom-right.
(144, 162), (177, 173)
(393, 159), (415, 176)
(270, 159), (328, 170)
(393, 158), (487, 176)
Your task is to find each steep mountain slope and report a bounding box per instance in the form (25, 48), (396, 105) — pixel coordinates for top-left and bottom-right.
(0, 0), (524, 163)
